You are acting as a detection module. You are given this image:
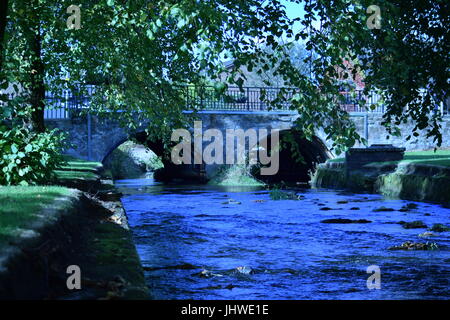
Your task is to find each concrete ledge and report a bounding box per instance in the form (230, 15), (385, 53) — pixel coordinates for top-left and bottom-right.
(346, 144), (405, 171)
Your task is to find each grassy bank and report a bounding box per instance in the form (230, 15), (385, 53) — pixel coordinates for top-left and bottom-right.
(51, 156), (106, 191)
(0, 155), (149, 299)
(0, 156), (100, 248)
(58, 156), (103, 172)
(54, 156), (102, 180)
(0, 186), (74, 247)
(383, 149), (450, 167)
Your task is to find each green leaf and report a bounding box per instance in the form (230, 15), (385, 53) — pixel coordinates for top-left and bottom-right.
(146, 29), (154, 40)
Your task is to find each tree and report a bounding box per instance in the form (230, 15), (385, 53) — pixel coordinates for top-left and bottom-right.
(39, 0), (304, 148)
(1, 0), (299, 184)
(2, 0), (449, 167)
(229, 42), (312, 87)
(3, 1), (69, 132)
(0, 0), (8, 72)
(281, 0), (449, 150)
(0, 1), (68, 185)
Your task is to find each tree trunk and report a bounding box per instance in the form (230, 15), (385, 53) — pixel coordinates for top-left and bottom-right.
(0, 0), (8, 72)
(30, 25), (46, 133)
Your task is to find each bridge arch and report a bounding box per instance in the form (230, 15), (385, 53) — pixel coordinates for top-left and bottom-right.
(254, 129), (331, 184)
(100, 131), (165, 164)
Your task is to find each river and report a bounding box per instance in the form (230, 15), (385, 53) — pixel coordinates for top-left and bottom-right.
(115, 178), (450, 300)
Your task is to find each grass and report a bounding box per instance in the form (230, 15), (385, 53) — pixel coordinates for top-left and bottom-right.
(326, 150), (450, 167)
(54, 156), (103, 182)
(327, 157), (345, 163)
(400, 150), (450, 167)
(54, 169), (99, 181)
(58, 155), (103, 173)
(0, 186), (73, 247)
(367, 150), (450, 167)
(0, 156), (103, 248)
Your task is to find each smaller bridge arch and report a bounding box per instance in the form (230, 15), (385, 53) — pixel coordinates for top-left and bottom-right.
(101, 131), (165, 164)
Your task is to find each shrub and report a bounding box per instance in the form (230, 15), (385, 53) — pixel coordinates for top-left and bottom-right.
(0, 125), (66, 185)
(269, 185), (299, 200)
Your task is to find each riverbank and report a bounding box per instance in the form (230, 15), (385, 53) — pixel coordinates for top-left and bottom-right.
(311, 150), (450, 204)
(0, 157), (149, 299)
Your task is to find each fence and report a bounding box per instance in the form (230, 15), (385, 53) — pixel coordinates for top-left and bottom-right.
(43, 85), (95, 119)
(339, 91), (385, 113)
(185, 86), (294, 111)
(6, 84), (439, 119)
(185, 86), (388, 113)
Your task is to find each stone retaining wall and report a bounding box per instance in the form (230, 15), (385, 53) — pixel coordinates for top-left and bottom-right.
(312, 161), (450, 205)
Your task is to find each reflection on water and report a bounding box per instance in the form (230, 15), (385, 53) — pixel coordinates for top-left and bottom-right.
(115, 178), (450, 300)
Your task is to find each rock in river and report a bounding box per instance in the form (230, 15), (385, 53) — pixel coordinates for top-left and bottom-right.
(222, 199), (242, 205)
(388, 241), (438, 251)
(418, 232), (436, 238)
(429, 223), (450, 232)
(193, 269), (223, 278)
(372, 206), (395, 212)
(398, 203), (419, 212)
(399, 220), (428, 229)
(234, 266), (253, 275)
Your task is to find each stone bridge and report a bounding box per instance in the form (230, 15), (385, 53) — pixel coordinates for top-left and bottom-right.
(46, 109), (450, 182)
(41, 85), (450, 182)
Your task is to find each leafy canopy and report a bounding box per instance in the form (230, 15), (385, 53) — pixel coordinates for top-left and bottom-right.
(1, 0), (449, 171)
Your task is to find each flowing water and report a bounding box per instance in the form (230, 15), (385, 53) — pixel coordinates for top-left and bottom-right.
(115, 178), (450, 300)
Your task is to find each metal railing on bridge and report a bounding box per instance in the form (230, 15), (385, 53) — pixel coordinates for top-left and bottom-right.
(43, 86), (95, 119)
(185, 86), (293, 111)
(185, 86), (388, 113)
(40, 85), (391, 119)
(2, 86), (95, 120)
(6, 85), (449, 120)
